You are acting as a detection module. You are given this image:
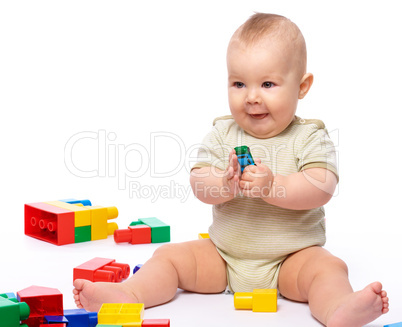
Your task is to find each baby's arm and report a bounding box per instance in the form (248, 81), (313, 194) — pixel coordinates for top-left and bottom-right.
(190, 149), (241, 205)
(241, 165), (337, 210)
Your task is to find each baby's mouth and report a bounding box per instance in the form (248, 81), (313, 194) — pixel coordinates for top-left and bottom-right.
(249, 113), (269, 120)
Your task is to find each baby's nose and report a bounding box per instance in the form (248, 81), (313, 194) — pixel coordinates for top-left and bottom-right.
(246, 88), (262, 104)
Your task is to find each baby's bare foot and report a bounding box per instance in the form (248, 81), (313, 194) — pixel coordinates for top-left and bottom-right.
(327, 282), (389, 327)
(73, 279), (139, 312)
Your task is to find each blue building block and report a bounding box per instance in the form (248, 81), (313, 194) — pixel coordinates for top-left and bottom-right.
(64, 308), (98, 327)
(45, 315), (69, 323)
(60, 199), (92, 206)
(133, 264), (143, 274)
(0, 293), (17, 300)
(384, 323), (402, 327)
(234, 146), (256, 173)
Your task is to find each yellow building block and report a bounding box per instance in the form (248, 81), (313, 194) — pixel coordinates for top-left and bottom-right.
(253, 289), (277, 312)
(198, 233), (210, 239)
(234, 289), (277, 312)
(90, 206), (118, 241)
(45, 200), (91, 227)
(98, 303), (144, 326)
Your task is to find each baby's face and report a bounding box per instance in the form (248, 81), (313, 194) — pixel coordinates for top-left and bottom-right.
(227, 37), (305, 139)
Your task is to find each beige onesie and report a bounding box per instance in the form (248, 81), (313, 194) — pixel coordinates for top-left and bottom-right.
(192, 115), (338, 292)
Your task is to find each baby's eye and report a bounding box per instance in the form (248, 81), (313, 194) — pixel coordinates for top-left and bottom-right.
(234, 82), (245, 88)
(262, 81), (274, 88)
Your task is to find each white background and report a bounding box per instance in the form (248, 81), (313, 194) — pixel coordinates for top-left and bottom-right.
(1, 1), (402, 326)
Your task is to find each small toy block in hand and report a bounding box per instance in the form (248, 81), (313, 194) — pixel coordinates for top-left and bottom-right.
(73, 257), (130, 283)
(234, 289), (277, 312)
(234, 146), (256, 173)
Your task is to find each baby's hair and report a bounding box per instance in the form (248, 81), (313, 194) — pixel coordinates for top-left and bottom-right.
(233, 13), (308, 76)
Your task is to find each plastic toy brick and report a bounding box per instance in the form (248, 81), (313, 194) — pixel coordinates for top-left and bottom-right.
(198, 233), (210, 239)
(17, 285), (63, 326)
(75, 225), (92, 243)
(45, 200), (92, 227)
(114, 225), (151, 244)
(384, 323), (402, 327)
(98, 303), (144, 325)
(44, 315), (68, 323)
(137, 218), (170, 243)
(133, 264), (143, 274)
(234, 146), (256, 173)
(25, 202), (75, 246)
(142, 319), (170, 326)
(90, 206), (119, 241)
(0, 292), (17, 300)
(39, 324), (66, 327)
(25, 199), (119, 245)
(64, 308), (97, 327)
(60, 198), (92, 206)
(0, 295), (30, 327)
(74, 257), (130, 283)
(234, 289), (277, 312)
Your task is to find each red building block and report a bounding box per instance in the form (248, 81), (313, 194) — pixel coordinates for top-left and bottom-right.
(114, 224), (151, 244)
(73, 257), (130, 283)
(25, 202), (75, 245)
(142, 319), (170, 326)
(17, 286), (63, 327)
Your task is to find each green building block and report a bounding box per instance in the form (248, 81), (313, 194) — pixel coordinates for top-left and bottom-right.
(0, 296), (30, 327)
(137, 217), (170, 243)
(75, 225), (92, 243)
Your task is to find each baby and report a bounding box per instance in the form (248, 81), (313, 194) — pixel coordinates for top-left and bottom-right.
(73, 13), (389, 326)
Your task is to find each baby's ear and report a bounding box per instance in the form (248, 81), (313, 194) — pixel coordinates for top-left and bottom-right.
(298, 73), (314, 99)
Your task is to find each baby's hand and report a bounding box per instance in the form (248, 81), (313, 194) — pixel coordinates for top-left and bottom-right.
(223, 149), (241, 196)
(239, 159), (274, 199)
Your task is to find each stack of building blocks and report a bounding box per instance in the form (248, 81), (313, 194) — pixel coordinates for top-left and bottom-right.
(17, 286), (64, 327)
(3, 287), (98, 327)
(114, 218), (170, 245)
(97, 303), (169, 327)
(24, 199), (119, 245)
(234, 289), (277, 312)
(0, 293), (30, 327)
(73, 258), (130, 283)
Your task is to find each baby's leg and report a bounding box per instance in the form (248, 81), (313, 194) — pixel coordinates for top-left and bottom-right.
(278, 246), (389, 327)
(73, 239), (227, 312)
